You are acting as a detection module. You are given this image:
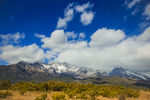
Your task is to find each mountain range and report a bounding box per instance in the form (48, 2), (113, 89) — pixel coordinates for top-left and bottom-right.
(0, 61), (150, 82)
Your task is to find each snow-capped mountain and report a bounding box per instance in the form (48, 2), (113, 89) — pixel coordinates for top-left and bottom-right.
(109, 67), (150, 81)
(42, 62), (108, 79)
(16, 61), (108, 79)
(0, 61), (150, 82)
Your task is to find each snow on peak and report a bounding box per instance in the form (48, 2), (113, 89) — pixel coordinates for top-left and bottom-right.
(41, 62), (107, 79)
(110, 67), (150, 81)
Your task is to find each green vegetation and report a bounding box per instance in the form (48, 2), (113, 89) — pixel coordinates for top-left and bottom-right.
(0, 80), (140, 99)
(52, 94), (66, 100)
(0, 91), (12, 98)
(34, 93), (47, 100)
(19, 89), (27, 95)
(75, 93), (88, 99)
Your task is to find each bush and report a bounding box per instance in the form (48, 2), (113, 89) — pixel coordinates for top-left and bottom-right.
(75, 93), (88, 99)
(34, 93), (47, 100)
(0, 91), (12, 98)
(52, 94), (66, 100)
(65, 88), (77, 98)
(19, 90), (27, 95)
(39, 83), (48, 91)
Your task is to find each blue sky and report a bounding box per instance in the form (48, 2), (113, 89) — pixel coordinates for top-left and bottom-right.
(0, 0), (149, 38)
(0, 0), (150, 75)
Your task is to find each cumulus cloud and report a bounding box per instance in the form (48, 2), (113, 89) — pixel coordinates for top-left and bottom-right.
(89, 28), (125, 48)
(143, 3), (150, 20)
(0, 44), (45, 64)
(41, 30), (67, 52)
(80, 11), (94, 25)
(41, 30), (86, 54)
(51, 27), (150, 75)
(34, 33), (45, 38)
(1, 27), (150, 76)
(0, 32), (25, 45)
(56, 2), (94, 29)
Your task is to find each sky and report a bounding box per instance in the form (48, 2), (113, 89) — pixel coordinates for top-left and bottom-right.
(0, 0), (150, 75)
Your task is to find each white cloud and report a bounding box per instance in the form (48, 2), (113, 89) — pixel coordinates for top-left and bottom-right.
(80, 11), (94, 25)
(143, 3), (150, 20)
(136, 27), (150, 41)
(127, 0), (140, 9)
(0, 44), (45, 64)
(65, 32), (86, 41)
(57, 4), (74, 29)
(89, 28), (125, 48)
(41, 30), (85, 54)
(41, 30), (67, 52)
(56, 2), (94, 29)
(0, 32), (25, 45)
(52, 27), (150, 75)
(57, 18), (67, 29)
(64, 8), (74, 20)
(1, 27), (150, 75)
(65, 31), (77, 39)
(34, 33), (45, 38)
(75, 2), (92, 12)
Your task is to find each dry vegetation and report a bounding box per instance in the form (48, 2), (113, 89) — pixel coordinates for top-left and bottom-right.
(0, 90), (150, 100)
(0, 80), (150, 100)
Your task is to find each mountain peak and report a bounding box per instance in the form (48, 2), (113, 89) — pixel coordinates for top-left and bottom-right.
(33, 62), (41, 65)
(110, 67), (150, 81)
(17, 60), (29, 65)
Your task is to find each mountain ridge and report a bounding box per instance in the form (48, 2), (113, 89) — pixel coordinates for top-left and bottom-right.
(0, 61), (150, 83)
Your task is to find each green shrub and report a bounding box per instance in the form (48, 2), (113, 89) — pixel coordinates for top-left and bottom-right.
(34, 93), (47, 100)
(75, 93), (88, 99)
(66, 92), (76, 98)
(19, 90), (27, 95)
(65, 88), (77, 98)
(0, 91), (12, 98)
(52, 94), (66, 100)
(51, 82), (66, 91)
(39, 83), (48, 91)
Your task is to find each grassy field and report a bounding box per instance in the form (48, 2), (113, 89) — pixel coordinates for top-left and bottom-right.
(0, 90), (150, 100)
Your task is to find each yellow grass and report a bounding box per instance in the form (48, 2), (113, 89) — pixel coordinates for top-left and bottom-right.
(0, 90), (150, 100)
